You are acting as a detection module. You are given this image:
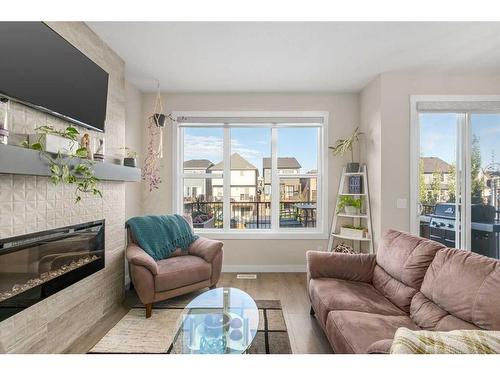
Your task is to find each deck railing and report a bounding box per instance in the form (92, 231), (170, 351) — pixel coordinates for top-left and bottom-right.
(420, 203), (500, 220)
(183, 201), (316, 228)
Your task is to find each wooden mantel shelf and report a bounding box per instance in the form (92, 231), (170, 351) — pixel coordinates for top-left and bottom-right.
(0, 144), (141, 182)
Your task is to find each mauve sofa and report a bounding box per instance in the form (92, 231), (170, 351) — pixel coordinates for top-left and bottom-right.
(307, 229), (500, 353)
(126, 216), (223, 318)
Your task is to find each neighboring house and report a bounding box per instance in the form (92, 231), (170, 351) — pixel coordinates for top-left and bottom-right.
(210, 153), (258, 201)
(263, 157), (302, 200)
(183, 159), (214, 201)
(420, 156), (452, 202)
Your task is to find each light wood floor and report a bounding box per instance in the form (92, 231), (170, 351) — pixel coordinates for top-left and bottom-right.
(67, 272), (332, 354)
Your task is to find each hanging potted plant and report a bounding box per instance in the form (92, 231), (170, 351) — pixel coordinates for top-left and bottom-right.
(330, 126), (363, 172)
(142, 81), (175, 191)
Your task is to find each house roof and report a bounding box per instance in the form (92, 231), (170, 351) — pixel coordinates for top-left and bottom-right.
(421, 157), (451, 173)
(262, 157), (301, 170)
(183, 159), (213, 169)
(210, 153), (257, 170)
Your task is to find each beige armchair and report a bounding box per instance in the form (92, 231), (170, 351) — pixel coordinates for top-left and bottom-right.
(126, 216), (223, 318)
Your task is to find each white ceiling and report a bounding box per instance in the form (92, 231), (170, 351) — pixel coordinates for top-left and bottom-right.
(87, 22), (500, 93)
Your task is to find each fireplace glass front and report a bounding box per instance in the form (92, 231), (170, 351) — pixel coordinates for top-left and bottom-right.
(0, 220), (105, 322)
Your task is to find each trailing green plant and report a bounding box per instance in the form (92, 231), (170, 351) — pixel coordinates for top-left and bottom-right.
(329, 126), (363, 162)
(22, 125), (102, 203)
(336, 195), (362, 213)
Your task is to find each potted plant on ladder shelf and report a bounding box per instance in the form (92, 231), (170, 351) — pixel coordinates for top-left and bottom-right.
(329, 126), (363, 173)
(340, 224), (367, 239)
(337, 196), (362, 215)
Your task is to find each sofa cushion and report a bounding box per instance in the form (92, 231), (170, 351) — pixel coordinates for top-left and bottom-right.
(309, 278), (405, 326)
(154, 255), (211, 292)
(325, 310), (420, 354)
(373, 230), (444, 312)
(421, 247), (500, 330)
(372, 265), (418, 313)
(434, 314), (479, 331)
(377, 230), (445, 289)
(366, 339), (394, 354)
(410, 291), (448, 329)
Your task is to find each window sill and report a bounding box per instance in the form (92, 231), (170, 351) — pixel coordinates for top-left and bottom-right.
(193, 230), (329, 240)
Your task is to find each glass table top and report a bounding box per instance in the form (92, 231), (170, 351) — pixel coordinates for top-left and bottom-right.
(170, 287), (259, 354)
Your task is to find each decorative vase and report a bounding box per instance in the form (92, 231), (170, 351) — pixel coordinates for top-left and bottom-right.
(93, 138), (105, 162)
(346, 162), (360, 173)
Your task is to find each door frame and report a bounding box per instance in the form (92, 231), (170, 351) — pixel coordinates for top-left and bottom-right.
(410, 95), (500, 249)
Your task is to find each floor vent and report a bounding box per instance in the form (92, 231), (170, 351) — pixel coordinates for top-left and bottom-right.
(236, 274), (257, 279)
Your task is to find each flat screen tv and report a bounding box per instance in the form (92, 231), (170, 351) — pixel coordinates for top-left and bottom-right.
(0, 22), (109, 132)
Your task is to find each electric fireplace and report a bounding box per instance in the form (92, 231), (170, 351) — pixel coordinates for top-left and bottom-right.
(0, 220), (105, 322)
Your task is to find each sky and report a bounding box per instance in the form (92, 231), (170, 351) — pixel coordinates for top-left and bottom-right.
(183, 127), (318, 174)
(420, 113), (500, 169)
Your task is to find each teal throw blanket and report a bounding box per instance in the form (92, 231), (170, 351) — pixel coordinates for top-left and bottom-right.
(126, 215), (199, 261)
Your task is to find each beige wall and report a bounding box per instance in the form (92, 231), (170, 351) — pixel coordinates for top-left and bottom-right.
(125, 81), (144, 220)
(141, 93), (359, 269)
(377, 72), (500, 236)
(0, 22), (128, 353)
(360, 76), (382, 248)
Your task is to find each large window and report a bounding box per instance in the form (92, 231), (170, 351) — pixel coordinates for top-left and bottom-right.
(173, 112), (328, 238)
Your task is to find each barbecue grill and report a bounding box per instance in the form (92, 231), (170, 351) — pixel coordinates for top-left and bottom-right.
(427, 202), (500, 258)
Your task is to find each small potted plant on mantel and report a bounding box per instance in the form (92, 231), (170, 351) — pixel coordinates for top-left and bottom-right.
(122, 147), (138, 168)
(340, 224), (368, 239)
(337, 196), (362, 215)
(330, 126), (363, 173)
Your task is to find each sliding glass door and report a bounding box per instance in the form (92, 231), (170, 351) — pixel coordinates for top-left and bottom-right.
(469, 114), (500, 258)
(415, 111), (500, 259)
(417, 113), (462, 249)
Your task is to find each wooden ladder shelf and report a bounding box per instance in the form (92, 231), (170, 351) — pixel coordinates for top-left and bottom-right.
(327, 165), (374, 253)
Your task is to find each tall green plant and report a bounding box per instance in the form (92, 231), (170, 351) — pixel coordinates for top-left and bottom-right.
(329, 127), (363, 162)
(23, 126), (102, 203)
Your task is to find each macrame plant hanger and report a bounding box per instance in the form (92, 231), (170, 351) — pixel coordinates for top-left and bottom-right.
(152, 81), (164, 158)
(143, 81), (173, 191)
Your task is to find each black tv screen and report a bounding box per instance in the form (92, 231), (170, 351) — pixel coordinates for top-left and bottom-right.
(0, 22), (109, 132)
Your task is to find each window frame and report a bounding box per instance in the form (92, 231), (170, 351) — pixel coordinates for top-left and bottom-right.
(172, 111), (329, 239)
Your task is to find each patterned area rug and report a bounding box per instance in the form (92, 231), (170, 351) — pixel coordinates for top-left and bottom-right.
(89, 299), (291, 354)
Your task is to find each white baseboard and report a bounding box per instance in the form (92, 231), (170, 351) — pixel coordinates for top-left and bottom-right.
(222, 264), (306, 273)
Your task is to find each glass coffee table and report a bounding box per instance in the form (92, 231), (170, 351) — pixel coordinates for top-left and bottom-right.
(169, 287), (259, 354)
